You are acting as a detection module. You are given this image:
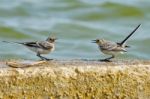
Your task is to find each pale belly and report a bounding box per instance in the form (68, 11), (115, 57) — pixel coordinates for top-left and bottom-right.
(101, 50), (124, 56)
(27, 47), (54, 54)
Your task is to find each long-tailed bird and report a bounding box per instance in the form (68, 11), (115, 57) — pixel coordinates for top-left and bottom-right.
(3, 37), (57, 60)
(92, 24), (141, 62)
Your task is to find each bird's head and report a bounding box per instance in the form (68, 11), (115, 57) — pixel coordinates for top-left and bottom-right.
(92, 39), (106, 45)
(46, 37), (57, 43)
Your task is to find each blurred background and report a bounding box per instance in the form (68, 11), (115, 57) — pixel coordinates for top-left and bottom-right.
(0, 0), (149, 60)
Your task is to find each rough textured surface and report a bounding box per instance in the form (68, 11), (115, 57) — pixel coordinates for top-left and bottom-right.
(0, 60), (150, 98)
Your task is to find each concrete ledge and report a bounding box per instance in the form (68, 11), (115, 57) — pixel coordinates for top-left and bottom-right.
(0, 60), (150, 98)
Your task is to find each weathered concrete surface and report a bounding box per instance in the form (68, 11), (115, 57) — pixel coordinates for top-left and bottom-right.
(0, 60), (150, 99)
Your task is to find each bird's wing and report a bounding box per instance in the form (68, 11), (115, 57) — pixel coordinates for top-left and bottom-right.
(37, 41), (53, 50)
(100, 41), (117, 50)
(101, 42), (126, 52)
(22, 42), (41, 48)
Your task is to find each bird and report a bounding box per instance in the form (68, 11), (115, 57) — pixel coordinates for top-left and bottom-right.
(92, 24), (141, 62)
(3, 37), (57, 60)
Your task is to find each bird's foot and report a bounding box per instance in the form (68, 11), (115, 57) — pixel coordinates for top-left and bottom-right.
(39, 56), (53, 61)
(99, 59), (112, 62)
(41, 58), (53, 61)
(45, 58), (53, 61)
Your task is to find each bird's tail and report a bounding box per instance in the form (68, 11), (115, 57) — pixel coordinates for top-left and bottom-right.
(2, 41), (24, 45)
(118, 24), (141, 46)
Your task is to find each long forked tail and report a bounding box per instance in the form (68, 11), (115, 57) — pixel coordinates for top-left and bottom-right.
(119, 24), (141, 46)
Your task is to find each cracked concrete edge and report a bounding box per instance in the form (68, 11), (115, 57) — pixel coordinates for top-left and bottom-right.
(0, 60), (149, 98)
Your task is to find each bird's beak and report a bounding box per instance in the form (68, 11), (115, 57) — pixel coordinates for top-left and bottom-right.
(91, 40), (97, 43)
(54, 38), (58, 40)
(125, 45), (130, 48)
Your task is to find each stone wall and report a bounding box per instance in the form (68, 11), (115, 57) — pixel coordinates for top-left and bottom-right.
(0, 60), (150, 98)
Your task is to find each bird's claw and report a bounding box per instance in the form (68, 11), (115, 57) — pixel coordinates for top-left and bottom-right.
(39, 56), (53, 61)
(99, 59), (112, 62)
(41, 58), (53, 61)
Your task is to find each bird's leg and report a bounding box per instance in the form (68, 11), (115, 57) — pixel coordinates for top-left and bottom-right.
(36, 53), (51, 61)
(100, 55), (115, 62)
(36, 53), (45, 60)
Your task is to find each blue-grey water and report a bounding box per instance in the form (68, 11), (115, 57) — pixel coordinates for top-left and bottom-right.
(0, 0), (150, 60)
